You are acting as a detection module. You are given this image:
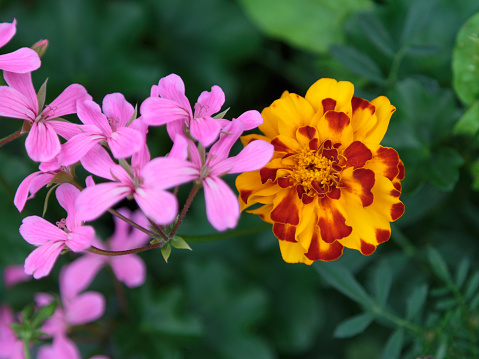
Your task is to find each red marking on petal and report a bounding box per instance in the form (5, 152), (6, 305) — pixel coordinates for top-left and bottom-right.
(260, 167), (277, 184)
(302, 194), (314, 204)
(306, 233), (344, 261)
(240, 190), (253, 204)
(278, 177), (293, 188)
(317, 200), (352, 243)
(390, 189), (401, 198)
(360, 239), (376, 255)
(376, 229), (390, 244)
(393, 181), (402, 192)
(322, 148), (339, 162)
(391, 202), (405, 221)
(271, 138), (292, 153)
(322, 98), (337, 113)
(376, 147), (400, 180)
(271, 190), (300, 225)
(296, 185), (304, 198)
(273, 223), (296, 242)
(352, 96), (374, 113)
(397, 160), (405, 180)
(324, 111), (350, 133)
(353, 168), (375, 207)
(312, 181), (326, 194)
(326, 186), (341, 200)
(309, 138), (319, 151)
(333, 142), (341, 149)
(323, 140), (332, 148)
(343, 141), (372, 169)
(298, 126), (316, 140)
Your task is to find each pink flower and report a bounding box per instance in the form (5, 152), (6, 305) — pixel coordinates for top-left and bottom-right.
(143, 115), (274, 230)
(20, 184), (95, 279)
(62, 208), (150, 297)
(58, 93), (143, 166)
(3, 265), (31, 288)
(0, 72), (91, 162)
(140, 73), (227, 147)
(76, 138), (195, 225)
(0, 305), (24, 359)
(0, 19), (40, 73)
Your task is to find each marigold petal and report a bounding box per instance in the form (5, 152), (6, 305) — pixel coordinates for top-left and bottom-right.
(236, 171), (279, 210)
(364, 96), (396, 145)
(273, 223), (297, 242)
(350, 96), (377, 141)
(367, 174), (405, 222)
(317, 111), (354, 146)
(270, 188), (301, 225)
(305, 78), (354, 118)
(240, 133), (271, 147)
(341, 167), (375, 207)
(364, 145), (400, 181)
(296, 126), (318, 148)
(247, 204), (274, 224)
(317, 197), (352, 243)
(305, 233), (344, 261)
(278, 240), (313, 264)
(343, 141), (373, 169)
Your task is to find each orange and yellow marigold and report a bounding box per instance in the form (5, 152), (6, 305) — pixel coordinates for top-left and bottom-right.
(236, 78), (405, 264)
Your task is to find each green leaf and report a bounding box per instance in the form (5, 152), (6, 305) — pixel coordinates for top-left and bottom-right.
(330, 45), (385, 84)
(31, 302), (57, 329)
(470, 158), (479, 191)
(400, 0), (436, 45)
(427, 147), (463, 191)
(406, 43), (441, 56)
(36, 78), (48, 111)
(374, 262), (392, 307)
(427, 247), (452, 283)
(170, 236), (192, 250)
(454, 100), (479, 136)
(455, 257), (471, 289)
(238, 0), (371, 53)
(453, 12), (479, 105)
(333, 312), (375, 338)
(356, 13), (395, 57)
(314, 261), (374, 307)
(381, 329), (404, 359)
(406, 284), (428, 321)
(161, 243), (171, 263)
(464, 271), (479, 300)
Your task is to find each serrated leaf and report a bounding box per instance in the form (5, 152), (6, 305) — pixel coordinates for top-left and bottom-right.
(454, 257), (471, 289)
(356, 13), (395, 57)
(427, 247), (452, 283)
(464, 271), (479, 300)
(330, 45), (385, 84)
(374, 262), (392, 307)
(333, 312), (374, 338)
(314, 261), (374, 307)
(454, 100), (479, 136)
(453, 12), (479, 105)
(381, 329), (404, 359)
(161, 243), (171, 263)
(406, 284), (428, 320)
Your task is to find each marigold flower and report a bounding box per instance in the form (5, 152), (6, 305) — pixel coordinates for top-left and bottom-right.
(235, 78), (405, 264)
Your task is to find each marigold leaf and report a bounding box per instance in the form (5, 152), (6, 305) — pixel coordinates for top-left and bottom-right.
(314, 262), (374, 307)
(406, 284), (428, 321)
(427, 247), (452, 283)
(406, 43), (441, 56)
(428, 147), (463, 191)
(381, 329), (404, 359)
(453, 12), (479, 105)
(356, 13), (395, 57)
(464, 271), (479, 301)
(333, 312), (374, 338)
(400, 0), (436, 45)
(373, 261), (392, 307)
(454, 257), (471, 289)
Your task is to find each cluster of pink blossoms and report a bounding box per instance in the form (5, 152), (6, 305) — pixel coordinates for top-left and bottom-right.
(0, 19), (274, 281)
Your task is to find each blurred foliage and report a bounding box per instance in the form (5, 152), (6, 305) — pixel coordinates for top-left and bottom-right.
(2, 0), (479, 358)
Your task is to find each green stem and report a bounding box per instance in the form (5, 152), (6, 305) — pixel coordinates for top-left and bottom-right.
(108, 208), (156, 238)
(386, 45), (408, 90)
(87, 242), (165, 256)
(370, 304), (424, 334)
(169, 184), (200, 238)
(23, 340), (31, 359)
(0, 129), (24, 147)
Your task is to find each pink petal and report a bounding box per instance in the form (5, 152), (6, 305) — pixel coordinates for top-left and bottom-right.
(131, 141), (151, 171)
(129, 210), (151, 247)
(20, 215), (67, 245)
(0, 305), (16, 357)
(150, 84), (160, 97)
(108, 127), (143, 159)
(236, 110), (263, 131)
(110, 254), (146, 288)
(14, 171), (41, 212)
(65, 292), (105, 325)
(140, 97), (190, 126)
(45, 84), (91, 119)
(102, 92), (134, 127)
(56, 183), (80, 223)
(38, 335), (81, 359)
(60, 255), (105, 299)
(189, 115), (222, 147)
(76, 100), (111, 135)
(3, 265), (31, 288)
(24, 241), (65, 279)
(166, 119), (185, 142)
(195, 85), (225, 117)
(48, 120), (85, 140)
(211, 139), (274, 176)
(80, 145), (116, 180)
(188, 138), (202, 169)
(25, 122), (61, 162)
(0, 48), (41, 73)
(168, 134), (189, 160)
(207, 117), (244, 166)
(3, 71), (38, 114)
(0, 19), (16, 48)
(134, 185), (178, 225)
(158, 73), (191, 113)
(142, 157), (198, 190)
(0, 85), (35, 120)
(203, 176), (240, 231)
(76, 182), (132, 222)
(66, 225), (94, 252)
(58, 131), (104, 166)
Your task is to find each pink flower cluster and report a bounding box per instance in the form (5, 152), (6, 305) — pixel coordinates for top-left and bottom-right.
(0, 19), (274, 281)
